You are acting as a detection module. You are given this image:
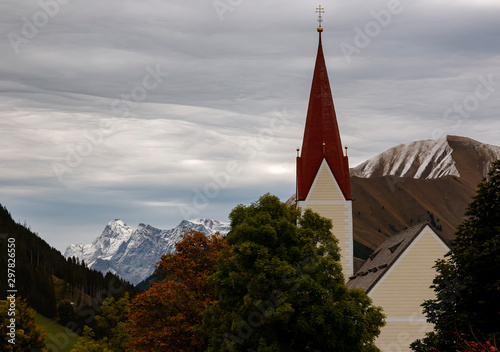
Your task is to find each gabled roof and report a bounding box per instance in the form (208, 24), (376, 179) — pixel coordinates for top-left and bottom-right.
(297, 32), (351, 201)
(347, 223), (449, 293)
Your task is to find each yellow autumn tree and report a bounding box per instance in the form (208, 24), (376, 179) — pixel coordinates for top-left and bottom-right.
(0, 297), (46, 351)
(127, 230), (229, 352)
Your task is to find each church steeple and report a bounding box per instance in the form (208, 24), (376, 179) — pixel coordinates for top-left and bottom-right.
(297, 22), (351, 201)
(296, 6), (354, 279)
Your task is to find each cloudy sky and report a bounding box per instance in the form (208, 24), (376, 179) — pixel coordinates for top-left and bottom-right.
(1, 0), (499, 252)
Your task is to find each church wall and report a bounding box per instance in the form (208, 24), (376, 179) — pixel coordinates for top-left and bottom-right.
(298, 160), (354, 278)
(376, 321), (434, 352)
(368, 226), (449, 352)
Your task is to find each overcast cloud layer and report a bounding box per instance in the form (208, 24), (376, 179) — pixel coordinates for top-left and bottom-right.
(1, 0), (499, 252)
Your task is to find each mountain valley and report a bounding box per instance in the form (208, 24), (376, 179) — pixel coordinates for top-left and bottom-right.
(65, 135), (500, 283)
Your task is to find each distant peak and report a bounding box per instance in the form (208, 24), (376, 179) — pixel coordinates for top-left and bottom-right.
(109, 219), (126, 226)
(65, 216), (231, 285)
(189, 218), (214, 224)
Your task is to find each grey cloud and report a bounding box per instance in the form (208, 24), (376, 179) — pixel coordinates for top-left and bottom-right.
(0, 0), (499, 251)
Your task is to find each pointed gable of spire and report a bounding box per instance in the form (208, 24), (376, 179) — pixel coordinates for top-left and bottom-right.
(297, 32), (351, 201)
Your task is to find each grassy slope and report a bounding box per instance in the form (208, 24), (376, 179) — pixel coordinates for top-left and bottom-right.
(35, 313), (79, 352)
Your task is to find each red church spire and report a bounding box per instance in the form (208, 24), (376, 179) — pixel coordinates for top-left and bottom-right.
(297, 24), (351, 201)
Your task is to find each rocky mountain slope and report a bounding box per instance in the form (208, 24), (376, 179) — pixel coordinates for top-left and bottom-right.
(65, 218), (230, 285)
(351, 136), (500, 180)
(350, 135), (500, 249)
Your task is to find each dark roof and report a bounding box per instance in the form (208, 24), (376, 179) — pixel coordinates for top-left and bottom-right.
(347, 223), (448, 293)
(353, 256), (366, 273)
(297, 31), (351, 201)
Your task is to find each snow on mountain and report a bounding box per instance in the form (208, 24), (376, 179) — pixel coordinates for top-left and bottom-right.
(350, 135), (500, 179)
(64, 218), (230, 285)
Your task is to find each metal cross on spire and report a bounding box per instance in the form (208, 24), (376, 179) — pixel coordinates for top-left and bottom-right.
(316, 5), (324, 32)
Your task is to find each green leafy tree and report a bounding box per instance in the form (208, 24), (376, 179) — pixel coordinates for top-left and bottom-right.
(200, 193), (385, 352)
(57, 299), (76, 327)
(411, 160), (500, 351)
(0, 297), (46, 351)
(71, 293), (131, 352)
(70, 326), (113, 352)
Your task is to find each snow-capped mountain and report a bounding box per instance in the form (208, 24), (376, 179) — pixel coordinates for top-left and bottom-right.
(64, 218), (230, 285)
(350, 135), (500, 179)
(349, 135), (500, 250)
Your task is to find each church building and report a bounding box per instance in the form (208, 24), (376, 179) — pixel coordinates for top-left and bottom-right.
(295, 8), (450, 351)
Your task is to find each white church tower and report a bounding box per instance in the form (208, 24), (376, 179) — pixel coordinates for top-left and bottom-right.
(296, 9), (354, 278)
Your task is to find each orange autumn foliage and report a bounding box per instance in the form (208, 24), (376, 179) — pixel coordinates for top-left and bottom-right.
(127, 230), (229, 352)
(432, 336), (499, 352)
(455, 340), (499, 352)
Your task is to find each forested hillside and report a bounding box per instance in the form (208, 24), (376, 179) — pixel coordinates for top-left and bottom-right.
(0, 203), (136, 319)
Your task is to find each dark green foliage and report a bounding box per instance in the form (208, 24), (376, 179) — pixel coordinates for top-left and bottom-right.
(411, 160), (500, 351)
(200, 194), (385, 352)
(134, 273), (160, 291)
(0, 203), (137, 325)
(70, 293), (131, 352)
(96, 293), (131, 350)
(58, 299), (76, 327)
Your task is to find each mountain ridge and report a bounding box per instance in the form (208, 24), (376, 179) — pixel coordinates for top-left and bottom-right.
(350, 135), (500, 180)
(64, 218), (230, 285)
(350, 135), (500, 249)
